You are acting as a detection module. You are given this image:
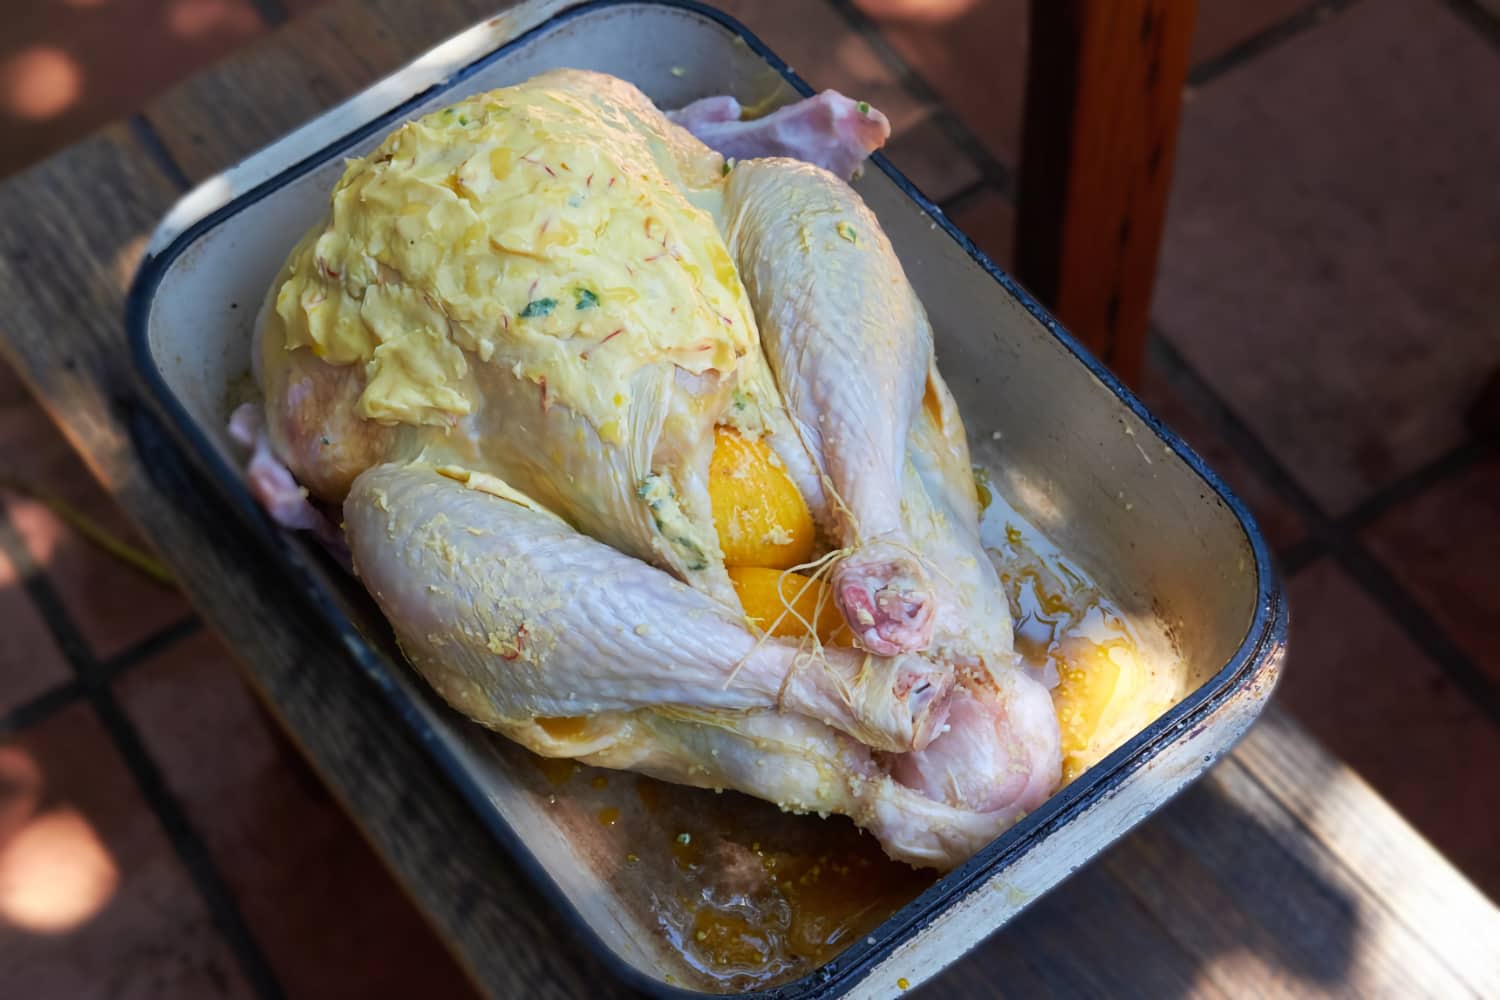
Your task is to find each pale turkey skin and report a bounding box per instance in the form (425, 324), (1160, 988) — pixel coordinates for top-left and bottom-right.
(244, 68), (1062, 869)
(345, 463), (1052, 868)
(723, 159), (940, 658)
(345, 463), (953, 754)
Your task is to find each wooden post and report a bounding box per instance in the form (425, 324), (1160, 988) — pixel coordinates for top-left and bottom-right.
(1013, 0), (1197, 388)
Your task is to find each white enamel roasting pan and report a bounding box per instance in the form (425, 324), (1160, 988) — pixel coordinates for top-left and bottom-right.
(127, 1), (1288, 995)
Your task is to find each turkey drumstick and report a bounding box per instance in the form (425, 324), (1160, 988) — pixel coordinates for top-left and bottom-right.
(344, 462), (953, 753)
(723, 159), (938, 657)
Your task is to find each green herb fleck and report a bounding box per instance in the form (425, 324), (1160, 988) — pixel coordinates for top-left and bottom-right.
(520, 298), (557, 319)
(857, 101), (871, 115)
(637, 474), (708, 570)
(836, 221), (858, 244)
(458, 115), (469, 126)
(721, 158), (736, 177)
(972, 465), (993, 513)
(575, 288), (599, 311)
(730, 388), (749, 412)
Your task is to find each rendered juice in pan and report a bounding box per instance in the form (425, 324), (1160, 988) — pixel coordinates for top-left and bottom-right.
(534, 468), (1190, 991)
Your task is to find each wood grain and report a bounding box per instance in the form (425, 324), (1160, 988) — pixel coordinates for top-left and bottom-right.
(928, 714), (1500, 998)
(1013, 0), (1197, 387)
(144, 0), (500, 182)
(1231, 711), (1500, 992)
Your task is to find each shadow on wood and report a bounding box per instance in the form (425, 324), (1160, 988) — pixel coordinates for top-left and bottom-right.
(928, 761), (1361, 996)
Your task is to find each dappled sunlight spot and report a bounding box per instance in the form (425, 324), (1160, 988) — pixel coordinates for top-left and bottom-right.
(1301, 755), (1500, 978)
(0, 46), (83, 122)
(854, 0), (977, 24)
(114, 234), (150, 292)
(168, 0), (261, 40)
(0, 747), (44, 834)
(0, 807), (119, 934)
(1188, 930), (1365, 996)
(1, 496), (64, 568)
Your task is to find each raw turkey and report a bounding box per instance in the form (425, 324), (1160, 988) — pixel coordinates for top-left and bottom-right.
(236, 68), (1060, 869)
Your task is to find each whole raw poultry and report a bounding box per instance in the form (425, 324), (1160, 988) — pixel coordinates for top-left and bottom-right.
(234, 69), (1061, 869)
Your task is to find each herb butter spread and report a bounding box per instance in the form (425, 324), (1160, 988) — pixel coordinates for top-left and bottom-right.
(271, 69), (756, 430)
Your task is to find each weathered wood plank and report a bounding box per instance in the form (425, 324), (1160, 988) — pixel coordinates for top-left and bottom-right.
(1103, 792), (1329, 999)
(1148, 752), (1474, 998)
(144, 0), (937, 190)
(1232, 710), (1500, 993)
(922, 701), (1500, 1000)
(0, 128), (629, 1000)
(144, 0), (499, 182)
(928, 854), (1222, 999)
(1013, 0), (1197, 387)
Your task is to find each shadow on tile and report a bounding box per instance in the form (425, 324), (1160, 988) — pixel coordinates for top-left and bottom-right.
(1155, 0), (1500, 513)
(0, 397), (187, 661)
(0, 702), (253, 997)
(1364, 452), (1500, 689)
(115, 630), (481, 999)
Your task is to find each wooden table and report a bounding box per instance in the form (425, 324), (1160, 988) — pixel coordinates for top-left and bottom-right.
(1, 1), (1495, 996)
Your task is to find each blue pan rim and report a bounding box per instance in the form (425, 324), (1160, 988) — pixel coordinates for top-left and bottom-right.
(124, 2), (1288, 996)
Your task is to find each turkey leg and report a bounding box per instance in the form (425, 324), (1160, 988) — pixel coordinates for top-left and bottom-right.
(343, 462), (952, 752)
(723, 158), (937, 657)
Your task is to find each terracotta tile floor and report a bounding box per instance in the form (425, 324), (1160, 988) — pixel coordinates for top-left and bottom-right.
(1, 0), (1498, 994)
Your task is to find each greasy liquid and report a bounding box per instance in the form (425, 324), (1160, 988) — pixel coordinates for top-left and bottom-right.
(981, 486), (1183, 783)
(535, 761), (936, 992)
(528, 479), (1185, 991)
(655, 814), (934, 988)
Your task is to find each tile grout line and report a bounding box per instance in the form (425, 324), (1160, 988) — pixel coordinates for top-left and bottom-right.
(1187, 0), (1369, 88)
(1148, 337), (1325, 522)
(0, 510), (286, 1000)
(247, 0), (289, 29)
(826, 0), (1364, 199)
(0, 680), (83, 738)
(1335, 438), (1487, 533)
(1278, 537), (1324, 576)
(1441, 0), (1500, 48)
(1150, 336), (1500, 726)
(1151, 332), (1488, 542)
(128, 115), (193, 193)
(96, 613), (205, 684)
(119, 90), (297, 997)
(821, 0), (1016, 197)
